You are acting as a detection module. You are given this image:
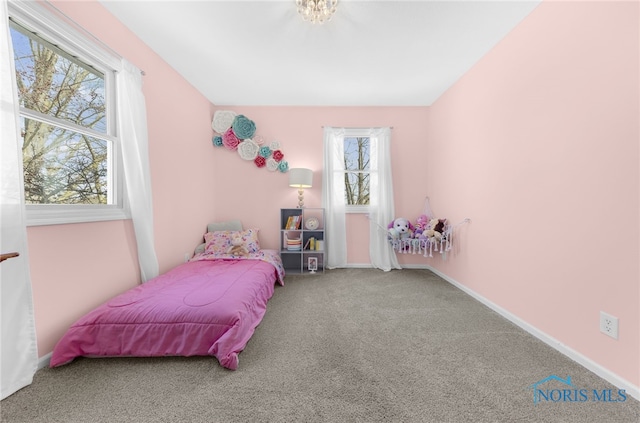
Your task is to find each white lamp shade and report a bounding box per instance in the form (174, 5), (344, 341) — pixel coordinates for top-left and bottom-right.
(289, 168), (313, 188)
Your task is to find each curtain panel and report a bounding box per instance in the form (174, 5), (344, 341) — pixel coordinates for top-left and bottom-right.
(368, 128), (401, 271)
(117, 60), (159, 282)
(321, 127), (348, 269)
(0, 0), (38, 400)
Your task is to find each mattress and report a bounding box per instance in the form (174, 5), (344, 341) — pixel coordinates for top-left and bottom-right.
(50, 253), (283, 370)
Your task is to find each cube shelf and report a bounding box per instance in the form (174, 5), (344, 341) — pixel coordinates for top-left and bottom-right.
(280, 208), (325, 275)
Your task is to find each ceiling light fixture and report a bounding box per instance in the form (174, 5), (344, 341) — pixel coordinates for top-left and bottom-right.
(296, 0), (338, 24)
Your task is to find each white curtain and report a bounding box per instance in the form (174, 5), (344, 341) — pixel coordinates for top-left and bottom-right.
(117, 60), (159, 282)
(368, 128), (400, 271)
(0, 1), (38, 399)
(322, 127), (347, 268)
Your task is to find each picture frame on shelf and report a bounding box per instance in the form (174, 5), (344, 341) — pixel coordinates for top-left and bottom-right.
(308, 257), (318, 274)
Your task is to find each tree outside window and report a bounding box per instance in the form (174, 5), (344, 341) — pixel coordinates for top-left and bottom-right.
(343, 136), (370, 206)
(10, 21), (111, 205)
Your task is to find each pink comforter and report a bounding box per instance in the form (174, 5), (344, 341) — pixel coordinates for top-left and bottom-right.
(50, 254), (283, 370)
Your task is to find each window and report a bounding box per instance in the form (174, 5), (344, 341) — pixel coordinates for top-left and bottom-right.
(8, 2), (126, 225)
(322, 126), (396, 269)
(343, 136), (370, 209)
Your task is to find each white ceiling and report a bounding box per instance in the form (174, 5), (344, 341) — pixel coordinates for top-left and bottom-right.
(100, 0), (541, 106)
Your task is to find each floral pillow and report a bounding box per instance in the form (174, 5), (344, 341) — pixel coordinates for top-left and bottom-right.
(204, 229), (260, 255)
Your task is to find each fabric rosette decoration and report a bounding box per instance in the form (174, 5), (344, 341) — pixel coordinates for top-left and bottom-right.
(259, 146), (272, 158)
(237, 138), (260, 161)
(212, 110), (237, 134)
(222, 128), (241, 150)
(210, 111), (288, 173)
(266, 158), (280, 171)
(231, 115), (256, 140)
(212, 135), (223, 147)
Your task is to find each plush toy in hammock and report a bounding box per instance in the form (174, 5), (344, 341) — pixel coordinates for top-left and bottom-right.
(387, 217), (414, 240)
(425, 218), (447, 243)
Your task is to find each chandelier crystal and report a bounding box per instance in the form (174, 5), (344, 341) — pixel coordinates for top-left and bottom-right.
(296, 0), (338, 24)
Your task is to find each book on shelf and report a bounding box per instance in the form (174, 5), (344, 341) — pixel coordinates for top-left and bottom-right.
(304, 237), (319, 250)
(304, 237), (314, 250)
(285, 215), (301, 230)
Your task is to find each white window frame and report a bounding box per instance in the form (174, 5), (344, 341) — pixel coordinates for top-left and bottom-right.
(342, 129), (372, 214)
(8, 1), (129, 226)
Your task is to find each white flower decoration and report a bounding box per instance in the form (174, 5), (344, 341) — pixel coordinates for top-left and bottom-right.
(266, 158), (280, 171)
(237, 139), (260, 160)
(212, 110), (237, 134)
(269, 141), (280, 150)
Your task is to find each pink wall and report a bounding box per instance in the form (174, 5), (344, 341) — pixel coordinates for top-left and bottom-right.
(425, 1), (639, 386)
(208, 106), (431, 267)
(26, 0), (638, 393)
(28, 0), (217, 357)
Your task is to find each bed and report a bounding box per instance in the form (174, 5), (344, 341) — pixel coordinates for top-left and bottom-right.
(49, 222), (284, 370)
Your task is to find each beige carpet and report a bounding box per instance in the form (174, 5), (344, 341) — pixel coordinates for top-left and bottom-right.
(1, 268), (638, 422)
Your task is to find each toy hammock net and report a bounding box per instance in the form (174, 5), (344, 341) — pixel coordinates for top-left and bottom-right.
(385, 197), (468, 258)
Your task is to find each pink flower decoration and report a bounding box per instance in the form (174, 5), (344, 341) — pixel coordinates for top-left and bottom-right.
(222, 128), (240, 150)
(272, 150), (284, 162)
(254, 156), (266, 168)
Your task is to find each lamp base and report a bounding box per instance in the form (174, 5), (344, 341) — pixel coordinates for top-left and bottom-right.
(297, 189), (305, 208)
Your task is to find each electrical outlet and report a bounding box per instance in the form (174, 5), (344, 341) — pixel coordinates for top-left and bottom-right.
(600, 311), (619, 339)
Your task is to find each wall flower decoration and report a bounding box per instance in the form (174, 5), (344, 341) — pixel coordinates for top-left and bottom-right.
(222, 128), (241, 150)
(266, 158), (280, 171)
(212, 110), (237, 134)
(259, 146), (272, 158)
(211, 110), (290, 173)
(238, 139), (260, 160)
(231, 115), (256, 140)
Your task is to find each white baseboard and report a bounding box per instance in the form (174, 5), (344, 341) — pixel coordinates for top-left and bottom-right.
(37, 352), (51, 370)
(425, 265), (640, 401)
(343, 263), (375, 268)
(343, 263), (431, 270)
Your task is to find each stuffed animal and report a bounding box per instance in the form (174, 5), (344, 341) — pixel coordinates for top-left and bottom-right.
(388, 217), (414, 240)
(425, 218), (447, 242)
(227, 235), (248, 256)
(414, 214), (430, 231)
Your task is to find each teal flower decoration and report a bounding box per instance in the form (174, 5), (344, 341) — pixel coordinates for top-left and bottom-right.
(259, 146), (272, 158)
(212, 135), (223, 147)
(231, 115), (256, 140)
(278, 160), (289, 173)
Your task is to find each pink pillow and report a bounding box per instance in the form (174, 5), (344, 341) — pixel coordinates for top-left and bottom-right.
(204, 229), (260, 255)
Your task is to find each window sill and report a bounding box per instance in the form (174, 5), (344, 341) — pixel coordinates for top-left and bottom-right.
(345, 206), (371, 214)
(26, 206), (130, 226)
